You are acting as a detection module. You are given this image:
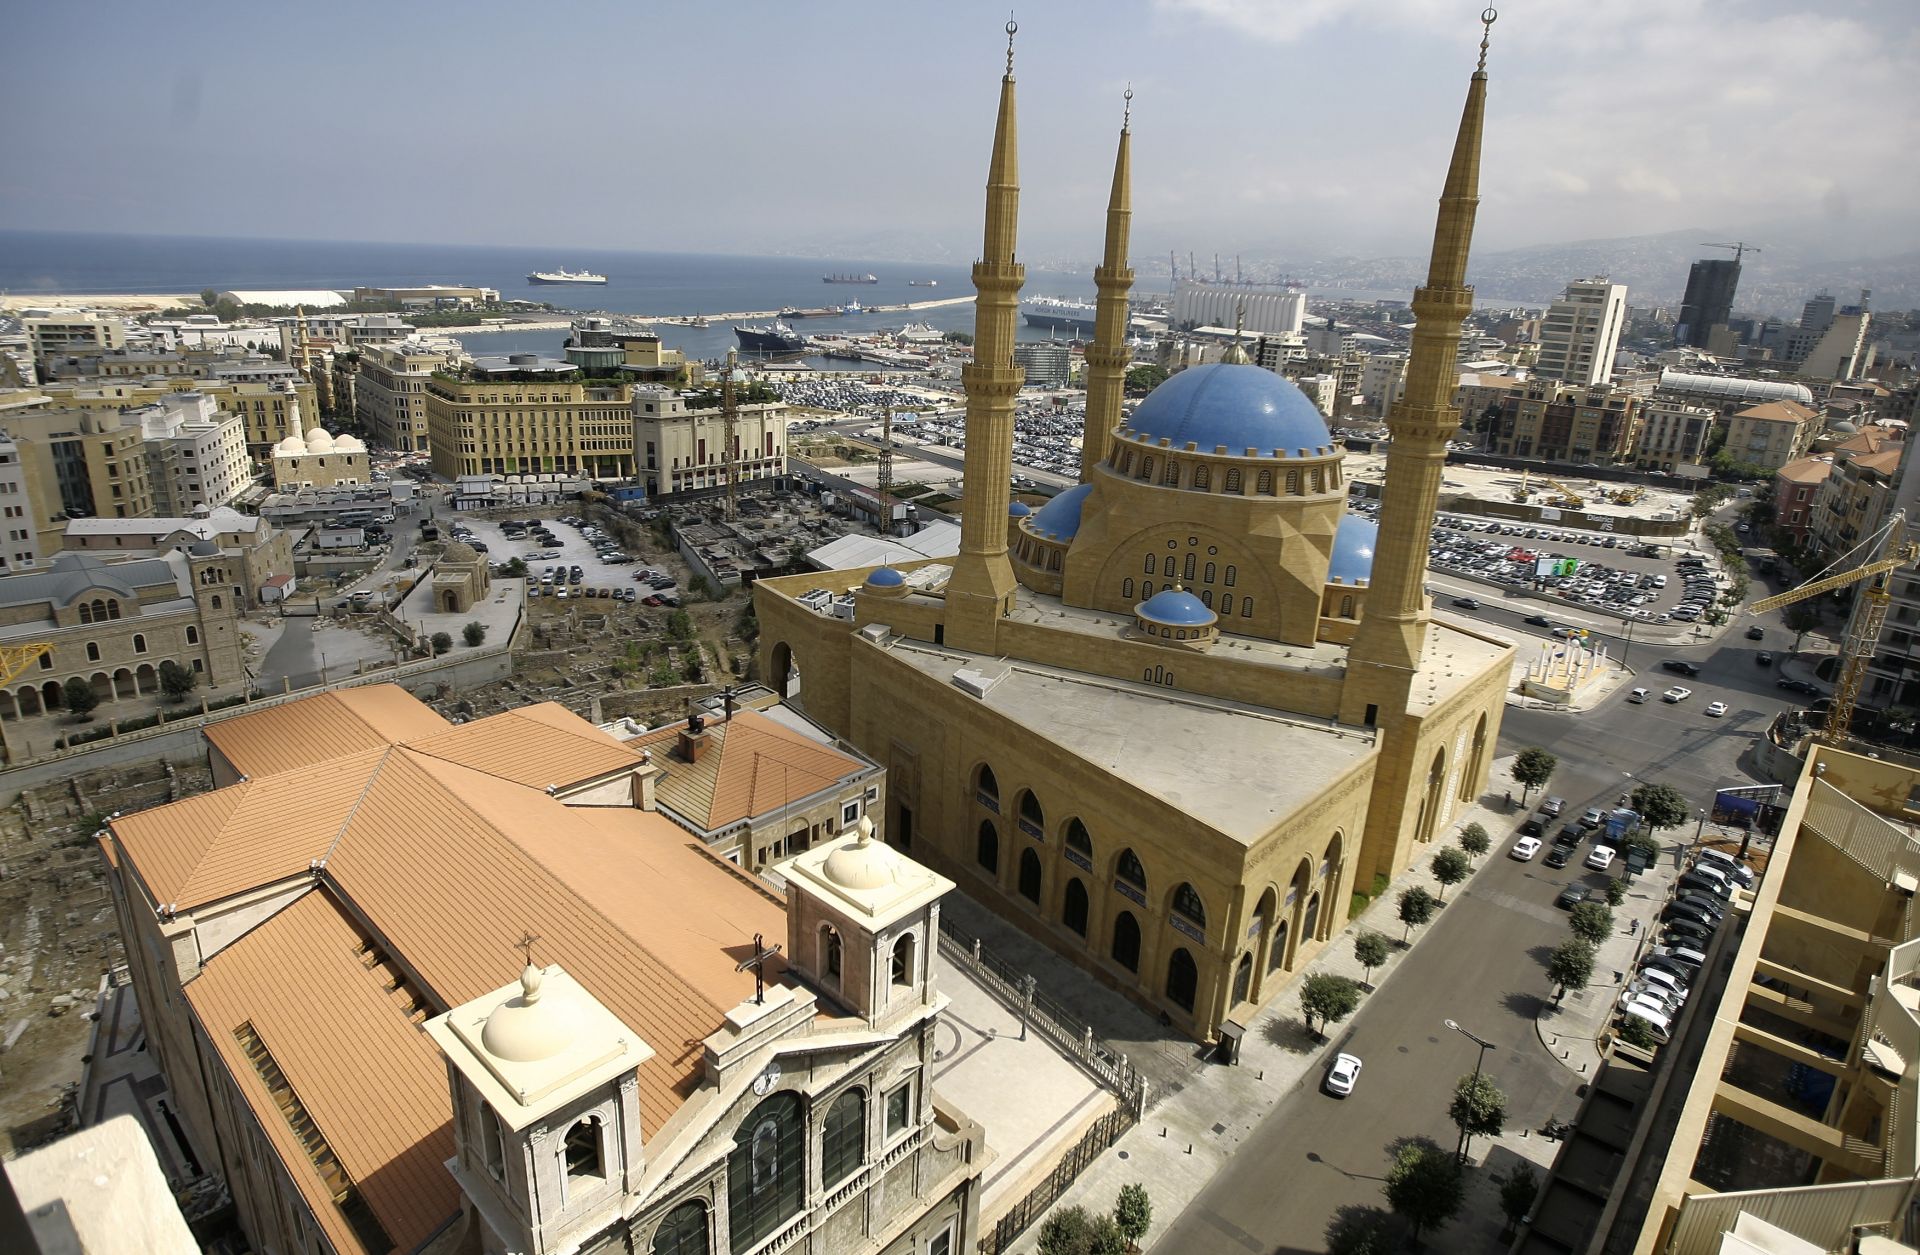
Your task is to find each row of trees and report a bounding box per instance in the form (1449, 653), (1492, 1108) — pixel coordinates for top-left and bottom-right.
(63, 661), (200, 720)
(1036, 1183), (1151, 1254)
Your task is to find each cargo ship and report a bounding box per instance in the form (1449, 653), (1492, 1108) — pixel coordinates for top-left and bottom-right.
(734, 321), (809, 355)
(823, 273), (879, 284)
(1021, 296), (1099, 335)
(527, 269), (608, 285)
(908, 279), (938, 287)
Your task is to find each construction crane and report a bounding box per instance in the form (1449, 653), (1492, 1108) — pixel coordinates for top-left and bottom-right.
(1701, 242), (1762, 264)
(0, 643), (54, 764)
(1749, 512), (1919, 743)
(721, 348), (739, 521)
(876, 406), (895, 533)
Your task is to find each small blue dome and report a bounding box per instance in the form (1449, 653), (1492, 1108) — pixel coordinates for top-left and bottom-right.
(1029, 483), (1092, 541)
(1137, 587), (1216, 628)
(1328, 515), (1378, 584)
(1008, 501), (1032, 516)
(865, 566), (905, 587)
(1125, 363), (1331, 459)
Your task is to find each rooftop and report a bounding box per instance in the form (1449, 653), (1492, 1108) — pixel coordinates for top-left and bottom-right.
(621, 707), (875, 836)
(1774, 457), (1833, 486)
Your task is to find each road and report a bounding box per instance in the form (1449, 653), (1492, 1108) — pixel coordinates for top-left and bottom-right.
(1157, 559), (1804, 1253)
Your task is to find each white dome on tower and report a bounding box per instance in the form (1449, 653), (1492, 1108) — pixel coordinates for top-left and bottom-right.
(273, 435), (305, 456)
(480, 964), (583, 1063)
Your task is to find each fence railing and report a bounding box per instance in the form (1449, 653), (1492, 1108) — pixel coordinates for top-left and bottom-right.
(978, 1106), (1134, 1255)
(936, 916), (1149, 1118)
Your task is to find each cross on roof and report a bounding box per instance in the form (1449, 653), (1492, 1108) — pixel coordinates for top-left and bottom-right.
(515, 930), (541, 968)
(735, 931), (783, 1005)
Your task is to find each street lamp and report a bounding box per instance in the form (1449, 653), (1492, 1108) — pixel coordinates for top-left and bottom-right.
(1694, 807), (1708, 846)
(1445, 1018), (1498, 1163)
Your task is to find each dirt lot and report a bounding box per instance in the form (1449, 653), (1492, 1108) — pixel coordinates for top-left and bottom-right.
(0, 759), (213, 1156)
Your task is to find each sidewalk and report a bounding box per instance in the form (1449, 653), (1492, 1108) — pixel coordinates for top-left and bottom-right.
(1002, 755), (1552, 1254)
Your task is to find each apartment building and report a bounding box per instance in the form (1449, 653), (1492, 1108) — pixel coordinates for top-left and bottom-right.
(426, 356), (636, 480)
(0, 432), (41, 572)
(21, 309), (128, 364)
(1484, 380), (1641, 463)
(1807, 431), (1907, 561)
(1631, 399), (1719, 471)
(1725, 400), (1823, 471)
(630, 384), (791, 498)
(0, 402), (157, 542)
(1771, 458), (1832, 547)
(134, 392), (252, 514)
(1533, 278), (1628, 386)
(17, 370), (318, 456)
(355, 339), (457, 451)
(1453, 372), (1528, 446)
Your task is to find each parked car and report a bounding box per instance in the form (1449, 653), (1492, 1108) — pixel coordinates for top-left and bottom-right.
(1325, 1052), (1363, 1097)
(1579, 807), (1605, 829)
(1663, 686), (1693, 703)
(1696, 848), (1755, 888)
(1586, 847), (1617, 871)
(1674, 891), (1726, 920)
(1541, 796), (1566, 817)
(1778, 678), (1819, 695)
(1628, 687), (1651, 703)
(1518, 816), (1546, 838)
(1544, 846), (1573, 869)
(1663, 901), (1719, 930)
(1649, 944), (1707, 973)
(1620, 1001), (1673, 1044)
(1555, 883), (1591, 909)
(1637, 965), (1690, 1000)
(1663, 917), (1715, 945)
(1554, 825), (1585, 849)
(1511, 836), (1543, 861)
(1705, 701), (1729, 718)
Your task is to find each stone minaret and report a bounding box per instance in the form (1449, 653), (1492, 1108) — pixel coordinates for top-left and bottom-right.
(1079, 91), (1134, 481)
(945, 21), (1027, 653)
(1345, 13), (1494, 682)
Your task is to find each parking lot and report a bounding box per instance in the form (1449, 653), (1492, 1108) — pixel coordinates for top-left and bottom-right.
(444, 514), (686, 609)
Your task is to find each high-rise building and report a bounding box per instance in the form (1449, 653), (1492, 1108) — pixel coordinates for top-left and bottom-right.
(355, 339), (457, 452)
(1172, 279), (1305, 336)
(1799, 291), (1837, 336)
(1799, 292), (1872, 382)
(1012, 341), (1072, 389)
(1675, 258), (1741, 348)
(1533, 277), (1627, 385)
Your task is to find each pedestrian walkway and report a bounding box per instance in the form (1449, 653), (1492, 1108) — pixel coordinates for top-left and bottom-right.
(998, 754), (1554, 1254)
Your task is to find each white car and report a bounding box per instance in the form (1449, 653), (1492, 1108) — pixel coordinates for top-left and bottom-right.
(1325, 1052), (1363, 1097)
(1511, 835), (1543, 861)
(1586, 846), (1617, 871)
(1662, 686), (1693, 703)
(1704, 701), (1729, 717)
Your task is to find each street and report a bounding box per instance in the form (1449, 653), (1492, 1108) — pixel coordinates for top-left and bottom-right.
(1155, 576), (1803, 1253)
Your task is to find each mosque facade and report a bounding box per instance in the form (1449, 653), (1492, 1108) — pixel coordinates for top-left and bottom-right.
(753, 25), (1514, 1041)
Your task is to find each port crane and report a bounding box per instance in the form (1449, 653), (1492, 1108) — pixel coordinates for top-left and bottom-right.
(1749, 512), (1918, 743)
(1700, 241), (1762, 264)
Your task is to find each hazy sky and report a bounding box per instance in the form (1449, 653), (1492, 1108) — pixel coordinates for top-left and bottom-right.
(7, 1), (1915, 264)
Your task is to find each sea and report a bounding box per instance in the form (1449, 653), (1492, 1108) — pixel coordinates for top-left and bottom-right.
(0, 230), (1103, 369)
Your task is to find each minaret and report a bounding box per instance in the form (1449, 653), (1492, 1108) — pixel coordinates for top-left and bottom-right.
(946, 20), (1027, 652)
(1346, 11), (1495, 685)
(1079, 89), (1134, 481)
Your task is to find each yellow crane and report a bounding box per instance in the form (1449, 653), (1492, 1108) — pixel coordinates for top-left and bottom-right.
(1749, 512), (1918, 743)
(0, 643), (54, 764)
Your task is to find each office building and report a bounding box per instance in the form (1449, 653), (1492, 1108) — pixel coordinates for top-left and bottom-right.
(1533, 278), (1628, 385)
(134, 392), (252, 514)
(0, 432), (41, 572)
(355, 338), (459, 452)
(1012, 341), (1071, 388)
(426, 359), (636, 481)
(629, 385), (790, 498)
(1725, 400), (1823, 470)
(1482, 380), (1641, 463)
(21, 308), (129, 365)
(1675, 258), (1741, 349)
(1800, 295), (1873, 382)
(1631, 398), (1720, 471)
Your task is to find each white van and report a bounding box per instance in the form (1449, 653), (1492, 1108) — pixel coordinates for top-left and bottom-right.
(1697, 848), (1756, 887)
(1628, 687), (1651, 703)
(1621, 1001), (1673, 1043)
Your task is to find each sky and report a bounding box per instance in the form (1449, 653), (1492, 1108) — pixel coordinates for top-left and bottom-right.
(6, 0), (1916, 266)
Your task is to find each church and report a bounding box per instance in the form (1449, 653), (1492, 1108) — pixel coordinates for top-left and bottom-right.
(753, 22), (1515, 1042)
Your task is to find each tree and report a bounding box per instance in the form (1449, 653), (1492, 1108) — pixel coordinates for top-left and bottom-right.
(431, 631), (453, 656)
(1036, 1206), (1125, 1255)
(1783, 600), (1822, 653)
(158, 660), (198, 702)
(462, 620), (487, 647)
(1353, 931), (1391, 987)
(1398, 885), (1437, 942)
(1126, 364), (1169, 392)
(1604, 877), (1627, 907)
(1431, 847), (1471, 901)
(1545, 937), (1595, 1002)
(1619, 1015), (1658, 1051)
(62, 677), (99, 720)
(1458, 822), (1490, 859)
(200, 287), (219, 308)
(1568, 901), (1614, 946)
(1300, 973), (1362, 1038)
(1383, 1141), (1464, 1245)
(1112, 1183), (1152, 1250)
(1624, 829), (1661, 864)
(1449, 1072), (1507, 1161)
(1499, 1163), (1539, 1238)
(1512, 748), (1557, 802)
(1326, 1206), (1407, 1255)
(1631, 782), (1690, 833)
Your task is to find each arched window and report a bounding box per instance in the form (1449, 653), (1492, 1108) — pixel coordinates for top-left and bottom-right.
(1183, 553), (1195, 580)
(1257, 469), (1275, 495)
(1048, 549), (1061, 572)
(1111, 910), (1141, 972)
(1116, 848), (1147, 892)
(976, 820), (999, 874)
(1063, 878), (1089, 935)
(820, 926), (842, 987)
(821, 1089), (866, 1186)
(1142, 581), (1154, 597)
(186, 626), (198, 645)
(1018, 848), (1042, 903)
(1193, 465), (1210, 490)
(1220, 593), (1234, 616)
(1233, 952), (1254, 1005)
(132, 634), (146, 654)
(1224, 565), (1237, 587)
(1224, 468), (1242, 493)
(1242, 597), (1253, 617)
(651, 1201), (710, 1255)
(1122, 577), (1134, 599)
(1018, 789), (1044, 832)
(1166, 947), (1198, 1012)
(728, 1092), (803, 1252)
(211, 595), (222, 609)
(1143, 553), (1155, 575)
(564, 1117), (603, 1182)
(891, 933), (917, 987)
(1066, 819), (1092, 859)
(78, 603), (92, 625)
(1201, 589), (1213, 607)
(1204, 561), (1216, 584)
(1172, 883), (1207, 929)
(107, 600), (121, 621)
(480, 1105), (505, 1181)
(976, 764), (998, 805)
(1174, 629), (1186, 641)
(1304, 891), (1322, 941)
(1161, 459), (1180, 487)
(1138, 456), (1154, 481)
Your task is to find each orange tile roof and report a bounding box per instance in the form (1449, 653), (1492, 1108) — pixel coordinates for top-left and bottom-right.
(1735, 400), (1818, 424)
(186, 889), (457, 1255)
(404, 704), (646, 789)
(202, 687), (448, 780)
(1774, 458), (1833, 485)
(1855, 450), (1903, 476)
(628, 710), (870, 833)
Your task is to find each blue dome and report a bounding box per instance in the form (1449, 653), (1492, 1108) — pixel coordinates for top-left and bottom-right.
(1125, 363), (1332, 458)
(865, 566), (906, 587)
(1137, 588), (1216, 627)
(1028, 483), (1092, 541)
(1008, 501), (1032, 516)
(1328, 515), (1378, 584)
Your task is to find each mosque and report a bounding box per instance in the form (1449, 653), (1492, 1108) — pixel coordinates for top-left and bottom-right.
(753, 19), (1515, 1041)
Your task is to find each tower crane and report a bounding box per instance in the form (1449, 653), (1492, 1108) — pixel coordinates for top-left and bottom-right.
(1748, 512), (1918, 743)
(1700, 242), (1762, 264)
